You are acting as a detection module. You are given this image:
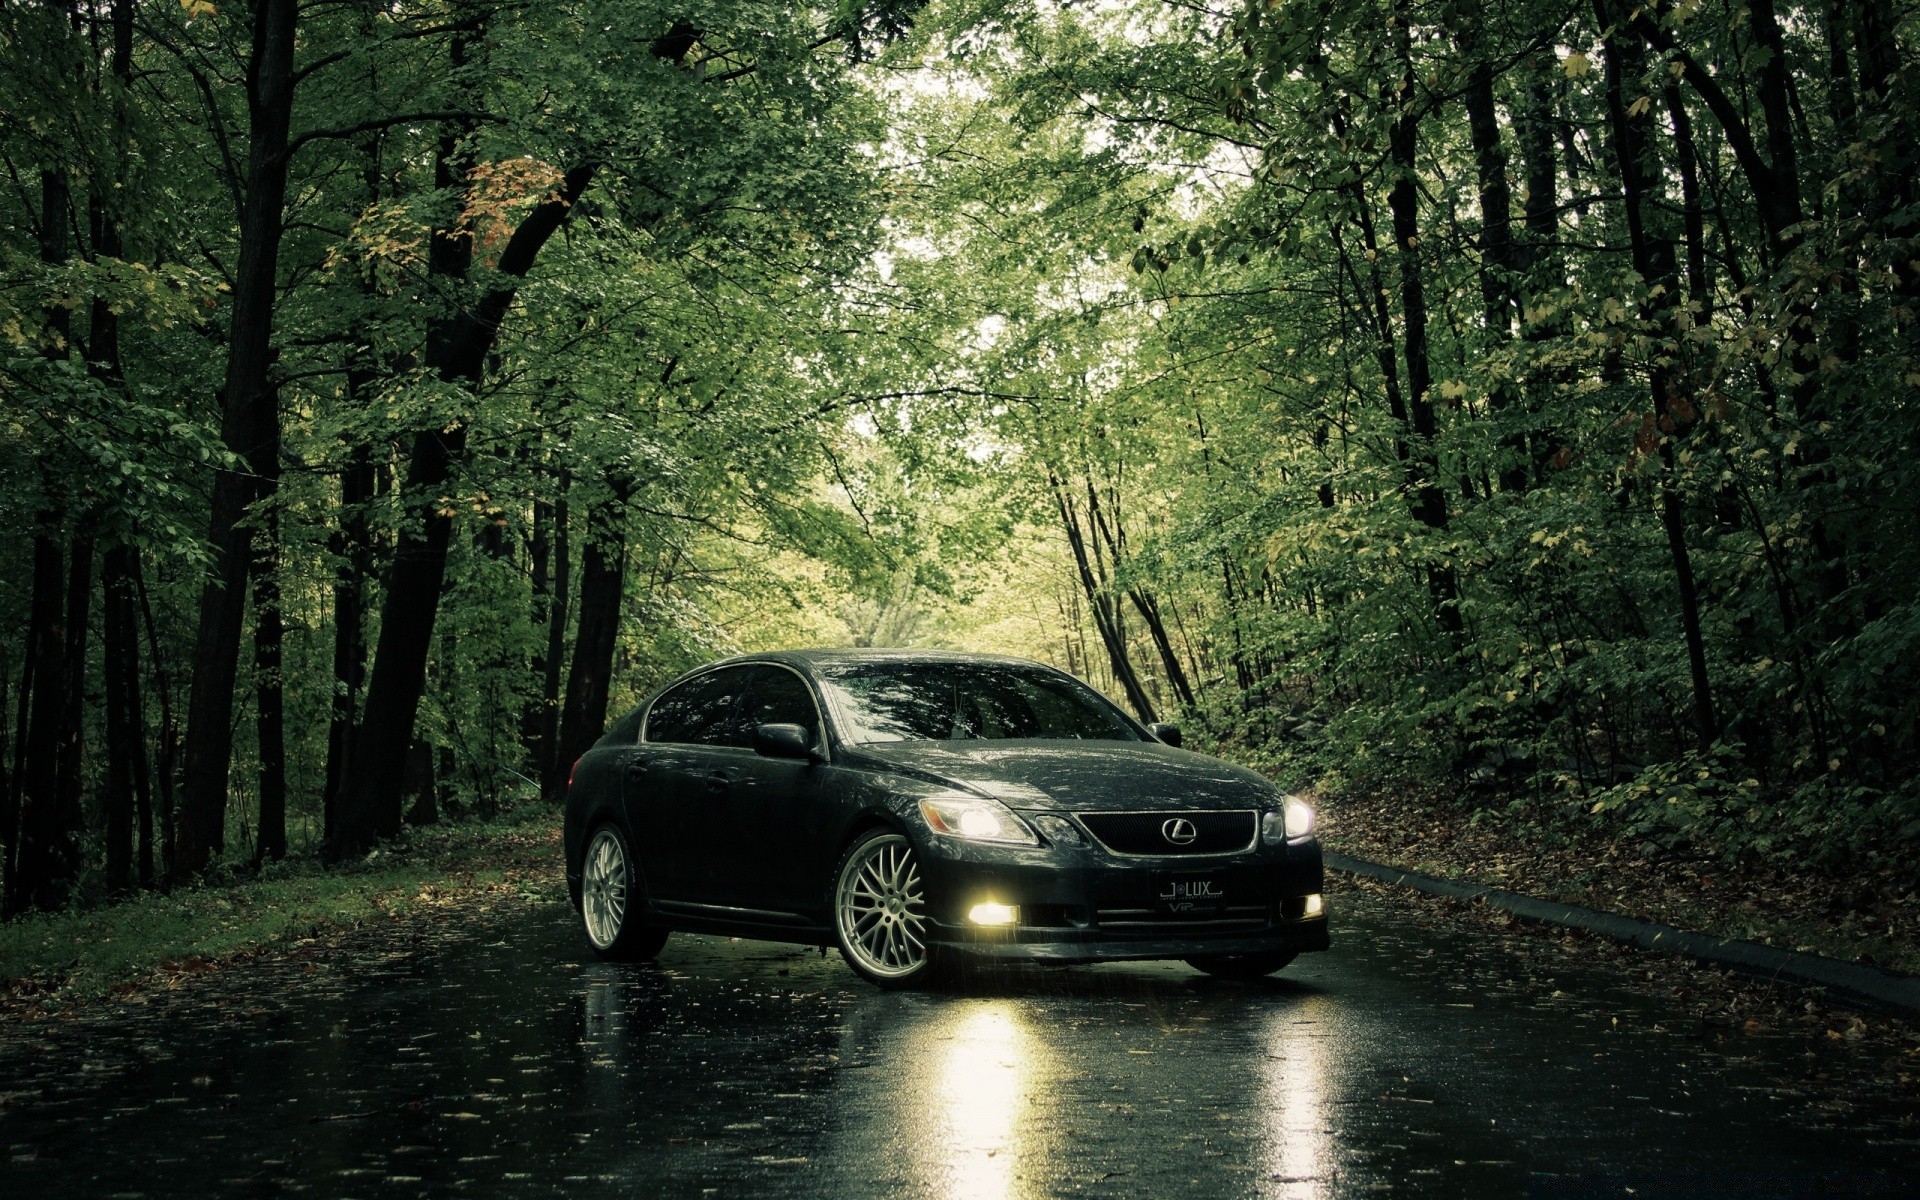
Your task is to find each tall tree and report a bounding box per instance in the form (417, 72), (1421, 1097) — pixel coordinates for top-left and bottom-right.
(176, 0), (300, 878)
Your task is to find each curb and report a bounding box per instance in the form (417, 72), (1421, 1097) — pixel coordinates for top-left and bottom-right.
(1323, 850), (1920, 1015)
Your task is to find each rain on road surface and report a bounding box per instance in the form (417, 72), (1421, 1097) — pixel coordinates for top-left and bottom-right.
(2, 881), (1913, 1199)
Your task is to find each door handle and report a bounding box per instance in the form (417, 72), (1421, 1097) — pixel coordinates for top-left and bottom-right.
(623, 759), (651, 782)
(704, 770), (730, 793)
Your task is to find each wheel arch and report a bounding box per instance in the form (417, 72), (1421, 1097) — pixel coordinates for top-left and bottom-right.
(825, 809), (915, 884)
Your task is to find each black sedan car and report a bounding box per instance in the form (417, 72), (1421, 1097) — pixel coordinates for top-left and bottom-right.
(563, 649), (1328, 987)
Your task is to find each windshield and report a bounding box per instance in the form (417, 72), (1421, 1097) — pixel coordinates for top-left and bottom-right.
(816, 662), (1143, 744)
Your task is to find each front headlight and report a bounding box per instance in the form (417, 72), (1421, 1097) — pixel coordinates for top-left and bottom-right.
(918, 793), (1039, 845)
(1284, 795), (1314, 839)
(1261, 795), (1315, 844)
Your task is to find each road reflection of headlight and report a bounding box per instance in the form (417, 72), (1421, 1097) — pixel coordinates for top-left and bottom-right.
(925, 1004), (1033, 1200)
(1262, 994), (1333, 1198)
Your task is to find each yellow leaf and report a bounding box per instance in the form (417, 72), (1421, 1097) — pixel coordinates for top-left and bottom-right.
(1563, 51), (1592, 78)
(1627, 95), (1652, 119)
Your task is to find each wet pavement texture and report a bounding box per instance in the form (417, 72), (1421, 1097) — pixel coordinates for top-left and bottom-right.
(2, 885), (1916, 1199)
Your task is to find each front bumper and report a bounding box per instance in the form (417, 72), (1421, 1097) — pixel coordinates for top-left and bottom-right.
(951, 922), (1329, 964)
(914, 830), (1329, 965)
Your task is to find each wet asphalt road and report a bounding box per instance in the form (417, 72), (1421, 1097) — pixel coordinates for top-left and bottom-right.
(2, 885), (1916, 1200)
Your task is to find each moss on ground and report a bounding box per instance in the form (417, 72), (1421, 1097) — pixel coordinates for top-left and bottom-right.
(0, 808), (560, 1006)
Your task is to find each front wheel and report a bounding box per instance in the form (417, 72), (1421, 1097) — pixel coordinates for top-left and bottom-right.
(580, 824), (668, 962)
(832, 829), (939, 988)
(1185, 951), (1296, 980)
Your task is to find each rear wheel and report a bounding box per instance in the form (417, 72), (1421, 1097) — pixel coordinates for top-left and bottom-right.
(1185, 951), (1295, 980)
(832, 829), (938, 988)
(581, 824), (668, 962)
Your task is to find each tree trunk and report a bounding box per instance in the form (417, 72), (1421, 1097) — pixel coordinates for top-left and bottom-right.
(526, 461), (574, 798)
(1515, 54), (1564, 484)
(523, 473), (553, 760)
(1462, 53), (1528, 495)
(1665, 86), (1711, 319)
(1387, 15), (1462, 638)
(539, 475), (572, 794)
(102, 544), (147, 894)
(135, 565), (177, 884)
(176, 0), (300, 880)
(52, 551), (94, 905)
(1050, 474), (1156, 721)
(1596, 0), (1720, 747)
(553, 494), (628, 802)
(253, 490), (286, 862)
(10, 521), (74, 914)
(331, 25), (696, 856)
(0, 645), (13, 902)
(330, 143), (597, 856)
(323, 438), (373, 835)
(1083, 480), (1195, 709)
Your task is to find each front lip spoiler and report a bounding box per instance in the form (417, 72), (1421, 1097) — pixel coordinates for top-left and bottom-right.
(930, 919), (1330, 964)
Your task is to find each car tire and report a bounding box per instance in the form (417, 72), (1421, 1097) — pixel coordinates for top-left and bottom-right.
(1185, 951), (1296, 980)
(832, 828), (940, 989)
(580, 823), (669, 962)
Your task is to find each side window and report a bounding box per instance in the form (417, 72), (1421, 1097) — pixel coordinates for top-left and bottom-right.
(1012, 677), (1107, 739)
(739, 666), (821, 740)
(644, 667), (753, 746)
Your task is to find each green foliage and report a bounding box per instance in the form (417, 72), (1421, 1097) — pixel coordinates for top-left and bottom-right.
(858, 0), (1920, 869)
(2, 0), (1915, 905)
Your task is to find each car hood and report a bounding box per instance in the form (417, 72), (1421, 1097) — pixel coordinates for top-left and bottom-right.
(842, 739), (1278, 813)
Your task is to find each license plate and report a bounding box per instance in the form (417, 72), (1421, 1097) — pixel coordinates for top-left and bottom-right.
(1156, 873), (1227, 913)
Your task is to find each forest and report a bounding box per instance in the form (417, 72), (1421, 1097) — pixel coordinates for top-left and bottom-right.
(0, 0), (1915, 915)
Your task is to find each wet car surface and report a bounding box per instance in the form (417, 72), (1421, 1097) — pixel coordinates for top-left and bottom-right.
(1, 883), (1914, 1199)
(566, 651), (1327, 984)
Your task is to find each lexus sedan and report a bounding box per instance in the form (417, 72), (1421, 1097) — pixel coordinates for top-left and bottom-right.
(562, 649), (1328, 987)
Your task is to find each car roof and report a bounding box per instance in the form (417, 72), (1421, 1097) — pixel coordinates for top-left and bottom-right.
(703, 647), (1056, 673)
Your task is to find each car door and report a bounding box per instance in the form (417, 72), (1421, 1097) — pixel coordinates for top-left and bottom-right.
(631, 664), (756, 905)
(723, 664), (832, 915)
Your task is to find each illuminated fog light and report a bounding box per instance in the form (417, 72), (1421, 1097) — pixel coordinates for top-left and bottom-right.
(1302, 893), (1324, 918)
(968, 902), (1020, 926)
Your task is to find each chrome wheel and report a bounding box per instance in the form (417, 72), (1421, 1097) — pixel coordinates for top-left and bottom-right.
(582, 827), (629, 951)
(835, 832), (930, 981)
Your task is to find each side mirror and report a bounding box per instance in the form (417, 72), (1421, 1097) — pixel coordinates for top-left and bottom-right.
(1147, 722), (1183, 748)
(753, 722), (819, 761)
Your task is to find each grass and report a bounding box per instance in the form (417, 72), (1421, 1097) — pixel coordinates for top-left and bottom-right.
(0, 806), (561, 1005)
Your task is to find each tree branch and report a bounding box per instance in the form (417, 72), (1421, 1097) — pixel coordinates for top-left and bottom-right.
(282, 110), (505, 162)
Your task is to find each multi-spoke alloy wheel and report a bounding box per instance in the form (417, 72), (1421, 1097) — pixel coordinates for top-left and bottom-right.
(833, 830), (935, 986)
(580, 824), (668, 961)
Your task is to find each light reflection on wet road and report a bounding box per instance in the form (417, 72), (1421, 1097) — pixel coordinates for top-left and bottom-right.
(1, 886), (1914, 1199)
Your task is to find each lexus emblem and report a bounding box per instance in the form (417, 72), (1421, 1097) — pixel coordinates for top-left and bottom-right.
(1161, 817), (1198, 846)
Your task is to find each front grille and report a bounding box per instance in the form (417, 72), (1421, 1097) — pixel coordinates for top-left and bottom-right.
(1076, 810), (1257, 856)
(1095, 905), (1270, 936)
